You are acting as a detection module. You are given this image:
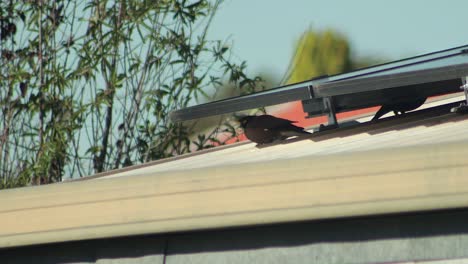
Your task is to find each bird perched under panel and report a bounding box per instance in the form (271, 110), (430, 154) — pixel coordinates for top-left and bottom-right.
(237, 114), (311, 144)
(372, 97), (427, 121)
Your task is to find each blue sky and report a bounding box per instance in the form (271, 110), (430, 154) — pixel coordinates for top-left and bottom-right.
(209, 0), (468, 81)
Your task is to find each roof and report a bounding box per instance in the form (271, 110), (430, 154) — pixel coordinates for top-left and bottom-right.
(104, 93), (467, 177)
(0, 94), (467, 248)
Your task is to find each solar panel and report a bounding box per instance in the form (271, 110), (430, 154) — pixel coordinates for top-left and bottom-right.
(170, 45), (468, 125)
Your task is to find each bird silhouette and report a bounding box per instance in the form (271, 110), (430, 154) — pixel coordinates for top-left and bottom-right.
(372, 97), (426, 121)
(237, 115), (311, 144)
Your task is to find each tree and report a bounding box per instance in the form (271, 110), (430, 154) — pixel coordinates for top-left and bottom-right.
(285, 28), (385, 84)
(0, 0), (261, 188)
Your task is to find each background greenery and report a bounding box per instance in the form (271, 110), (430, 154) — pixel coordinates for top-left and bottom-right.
(285, 28), (385, 85)
(0, 0), (263, 187)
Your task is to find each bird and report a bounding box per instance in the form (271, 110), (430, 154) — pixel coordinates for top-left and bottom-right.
(372, 97), (426, 121)
(237, 114), (311, 144)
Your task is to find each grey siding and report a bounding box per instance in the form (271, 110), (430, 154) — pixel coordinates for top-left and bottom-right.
(3, 209), (468, 264)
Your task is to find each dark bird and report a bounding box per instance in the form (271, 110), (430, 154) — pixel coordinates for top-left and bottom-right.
(372, 97), (426, 121)
(237, 114), (311, 144)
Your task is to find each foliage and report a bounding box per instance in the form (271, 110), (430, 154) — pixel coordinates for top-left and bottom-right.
(285, 28), (385, 84)
(0, 0), (261, 187)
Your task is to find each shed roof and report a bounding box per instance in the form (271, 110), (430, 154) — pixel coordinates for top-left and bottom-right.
(0, 94), (467, 249)
(100, 93), (466, 178)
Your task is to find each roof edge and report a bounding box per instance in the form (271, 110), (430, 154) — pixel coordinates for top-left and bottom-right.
(1, 140), (467, 248)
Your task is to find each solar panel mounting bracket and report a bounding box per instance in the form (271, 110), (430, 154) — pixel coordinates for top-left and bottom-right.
(462, 76), (468, 105)
(322, 97), (338, 129)
(302, 82), (339, 129)
(450, 76), (468, 114)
